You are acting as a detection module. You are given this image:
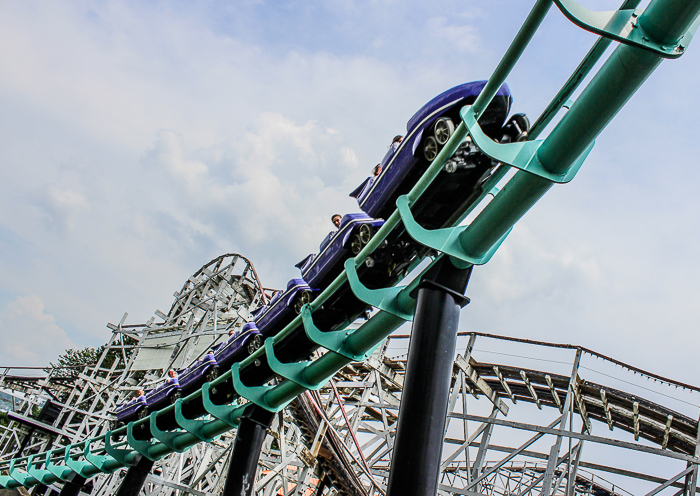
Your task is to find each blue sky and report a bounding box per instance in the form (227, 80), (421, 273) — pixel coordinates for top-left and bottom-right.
(0, 0), (699, 399)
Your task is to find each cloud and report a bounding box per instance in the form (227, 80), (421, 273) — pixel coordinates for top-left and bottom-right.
(34, 188), (90, 233)
(0, 296), (74, 367)
(140, 112), (363, 286)
(147, 131), (209, 186)
(0, 0), (697, 401)
(427, 17), (481, 53)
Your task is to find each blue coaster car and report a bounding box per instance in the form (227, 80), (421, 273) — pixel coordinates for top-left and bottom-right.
(252, 278), (316, 337)
(213, 322), (263, 370)
(114, 327), (262, 426)
(295, 213), (384, 291)
(115, 394), (147, 423)
(144, 376), (181, 412)
(177, 351), (219, 398)
(350, 81), (520, 227)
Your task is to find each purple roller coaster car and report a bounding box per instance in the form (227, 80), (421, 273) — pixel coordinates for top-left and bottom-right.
(114, 327), (263, 423)
(253, 278), (316, 337)
(350, 81), (515, 220)
(115, 372), (180, 422)
(114, 393), (147, 422)
(296, 213), (384, 289)
(177, 351), (219, 397)
(213, 322), (263, 370)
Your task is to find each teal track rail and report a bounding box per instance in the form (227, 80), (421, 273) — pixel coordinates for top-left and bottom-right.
(2, 0), (699, 489)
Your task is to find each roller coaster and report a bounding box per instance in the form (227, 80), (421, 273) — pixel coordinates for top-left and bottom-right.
(1, 0), (699, 495)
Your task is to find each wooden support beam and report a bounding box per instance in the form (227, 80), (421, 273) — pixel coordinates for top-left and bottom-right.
(494, 366), (516, 405)
(545, 374), (561, 413)
(467, 381), (479, 400)
(310, 421), (328, 458)
(572, 381), (591, 433)
(456, 356), (509, 416)
(634, 402), (640, 441)
(451, 412), (699, 463)
(600, 389), (614, 431)
(520, 370), (541, 410)
(663, 415), (673, 450)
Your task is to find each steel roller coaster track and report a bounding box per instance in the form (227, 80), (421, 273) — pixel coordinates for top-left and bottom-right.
(1, 0), (700, 493)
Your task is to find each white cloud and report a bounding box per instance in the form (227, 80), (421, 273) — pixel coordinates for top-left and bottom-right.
(0, 1), (697, 399)
(35, 188), (90, 232)
(427, 17), (481, 53)
(147, 131), (209, 186)
(140, 112), (363, 286)
(0, 296), (74, 367)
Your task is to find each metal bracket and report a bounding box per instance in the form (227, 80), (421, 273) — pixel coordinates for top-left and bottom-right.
(83, 440), (117, 474)
(264, 338), (335, 390)
(9, 458), (37, 487)
(461, 106), (593, 184)
(202, 382), (244, 428)
(0, 477), (16, 489)
(397, 195), (510, 266)
(301, 305), (374, 362)
(104, 432), (134, 467)
(45, 450), (75, 481)
(150, 411), (186, 452)
(126, 422), (158, 461)
(343, 258), (414, 321)
(63, 448), (93, 478)
(174, 399), (214, 442)
(554, 0), (700, 58)
(25, 455), (53, 485)
(231, 362), (291, 412)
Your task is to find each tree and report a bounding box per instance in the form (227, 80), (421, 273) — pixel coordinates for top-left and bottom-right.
(48, 347), (102, 378)
(48, 335), (139, 380)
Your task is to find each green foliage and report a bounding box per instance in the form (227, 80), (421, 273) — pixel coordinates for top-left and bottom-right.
(48, 347), (102, 378)
(55, 347), (102, 368)
(101, 335), (139, 373)
(48, 335), (139, 380)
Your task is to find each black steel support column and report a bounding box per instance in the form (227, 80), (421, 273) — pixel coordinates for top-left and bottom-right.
(114, 454), (155, 496)
(58, 472), (86, 496)
(221, 403), (275, 496)
(386, 257), (473, 496)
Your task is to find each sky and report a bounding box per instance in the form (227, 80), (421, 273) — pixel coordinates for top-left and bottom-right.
(0, 0), (699, 392)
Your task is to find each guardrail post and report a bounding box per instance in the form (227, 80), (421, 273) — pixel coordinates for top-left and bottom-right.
(57, 472), (86, 496)
(114, 454), (154, 496)
(221, 404), (275, 496)
(386, 257), (472, 496)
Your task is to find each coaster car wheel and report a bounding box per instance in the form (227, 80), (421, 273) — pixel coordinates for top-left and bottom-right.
(205, 366), (219, 383)
(247, 334), (263, 355)
(359, 223), (373, 244)
(350, 234), (363, 255)
(136, 407), (149, 420)
(293, 290), (312, 315)
(169, 390), (181, 404)
(423, 136), (439, 162)
(434, 117), (455, 145)
(502, 113), (530, 142)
